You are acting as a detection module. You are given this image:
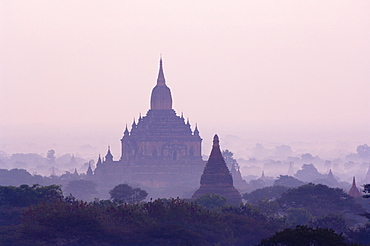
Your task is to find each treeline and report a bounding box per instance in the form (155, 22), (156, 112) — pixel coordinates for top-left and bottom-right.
(0, 184), (369, 245)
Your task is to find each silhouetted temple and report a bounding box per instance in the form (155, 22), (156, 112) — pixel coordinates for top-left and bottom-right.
(192, 135), (242, 205)
(348, 176), (361, 198)
(93, 59), (205, 195)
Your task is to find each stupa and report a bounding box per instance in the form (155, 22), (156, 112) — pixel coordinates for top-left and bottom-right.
(348, 177), (361, 198)
(192, 134), (242, 205)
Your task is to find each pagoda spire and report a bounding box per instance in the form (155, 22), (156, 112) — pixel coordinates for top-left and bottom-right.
(192, 134), (242, 205)
(86, 163), (93, 176)
(157, 58), (166, 85)
(260, 170), (266, 180)
(327, 169), (338, 185)
(124, 124), (129, 136)
(105, 146), (113, 162)
(132, 118), (137, 129)
(97, 154), (102, 165)
(150, 58), (173, 110)
(194, 123), (199, 136)
(348, 177), (361, 197)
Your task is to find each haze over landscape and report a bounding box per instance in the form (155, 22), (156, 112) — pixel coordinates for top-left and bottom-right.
(2, 2), (370, 245)
(1, 1), (369, 172)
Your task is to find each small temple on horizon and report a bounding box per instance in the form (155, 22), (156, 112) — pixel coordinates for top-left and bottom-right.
(348, 176), (362, 198)
(192, 134), (242, 205)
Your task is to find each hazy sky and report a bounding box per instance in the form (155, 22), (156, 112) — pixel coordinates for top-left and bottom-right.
(1, 1), (369, 157)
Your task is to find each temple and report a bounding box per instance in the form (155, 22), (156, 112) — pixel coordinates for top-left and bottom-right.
(93, 59), (205, 197)
(348, 177), (361, 198)
(192, 135), (242, 205)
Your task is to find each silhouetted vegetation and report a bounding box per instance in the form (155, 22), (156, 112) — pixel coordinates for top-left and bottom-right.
(273, 175), (305, 188)
(243, 185), (289, 204)
(194, 193), (228, 210)
(0, 189), (280, 245)
(109, 184), (148, 204)
(277, 183), (363, 217)
(0, 183), (369, 245)
(257, 225), (355, 246)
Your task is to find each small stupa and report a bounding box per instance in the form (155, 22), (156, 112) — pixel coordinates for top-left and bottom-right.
(327, 169), (338, 185)
(348, 177), (361, 198)
(260, 170), (266, 181)
(86, 163), (93, 176)
(192, 134), (242, 205)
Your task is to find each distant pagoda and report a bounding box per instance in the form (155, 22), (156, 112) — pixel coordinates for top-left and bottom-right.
(192, 135), (242, 205)
(348, 177), (361, 198)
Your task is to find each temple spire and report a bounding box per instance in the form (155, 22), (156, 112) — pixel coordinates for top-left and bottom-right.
(150, 58), (172, 110)
(348, 176), (361, 197)
(157, 58), (166, 85)
(213, 134), (219, 147)
(194, 123), (199, 136)
(87, 163), (93, 176)
(192, 134), (242, 205)
(97, 155), (102, 165)
(124, 124), (129, 136)
(105, 146), (113, 162)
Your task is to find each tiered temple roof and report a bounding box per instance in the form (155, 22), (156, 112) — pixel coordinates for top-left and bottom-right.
(192, 135), (242, 205)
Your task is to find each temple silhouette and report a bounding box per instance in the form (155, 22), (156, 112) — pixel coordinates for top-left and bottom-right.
(192, 134), (242, 205)
(93, 59), (205, 197)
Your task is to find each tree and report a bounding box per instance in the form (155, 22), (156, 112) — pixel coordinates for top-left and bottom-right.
(346, 184), (370, 244)
(0, 169), (27, 186)
(243, 185), (289, 204)
(22, 199), (103, 245)
(359, 183), (370, 221)
(109, 184), (147, 204)
(295, 164), (323, 182)
(17, 197), (284, 246)
(64, 180), (97, 201)
(257, 225), (351, 246)
(308, 214), (347, 234)
(194, 193), (227, 210)
(284, 208), (312, 228)
(356, 144), (370, 159)
(277, 183), (363, 217)
(46, 149), (56, 164)
(222, 149), (239, 171)
(0, 184), (63, 207)
(273, 175), (305, 188)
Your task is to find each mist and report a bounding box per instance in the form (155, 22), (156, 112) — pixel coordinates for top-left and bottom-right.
(0, 0), (369, 215)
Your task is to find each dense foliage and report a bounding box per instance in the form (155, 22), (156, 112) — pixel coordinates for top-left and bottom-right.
(2, 197), (280, 246)
(277, 183), (363, 217)
(243, 185), (289, 204)
(257, 225), (354, 246)
(109, 184), (148, 204)
(194, 193), (227, 210)
(0, 183), (369, 245)
(0, 184), (63, 207)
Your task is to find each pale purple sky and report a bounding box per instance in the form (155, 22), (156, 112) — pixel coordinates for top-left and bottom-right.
(1, 1), (369, 158)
